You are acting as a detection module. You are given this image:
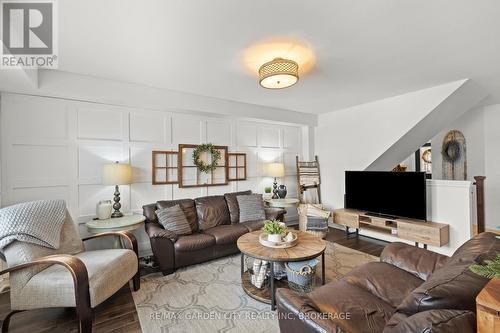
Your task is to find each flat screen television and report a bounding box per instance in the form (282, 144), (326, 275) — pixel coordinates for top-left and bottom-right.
(345, 171), (427, 220)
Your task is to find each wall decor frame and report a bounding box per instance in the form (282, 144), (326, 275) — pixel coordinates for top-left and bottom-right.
(227, 153), (247, 181)
(415, 142), (432, 179)
(152, 150), (179, 184)
(178, 144), (229, 188)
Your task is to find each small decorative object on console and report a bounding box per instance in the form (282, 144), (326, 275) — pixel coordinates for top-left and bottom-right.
(96, 200), (112, 220)
(277, 184), (287, 198)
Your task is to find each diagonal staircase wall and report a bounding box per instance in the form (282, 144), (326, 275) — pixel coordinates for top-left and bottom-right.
(315, 79), (487, 210)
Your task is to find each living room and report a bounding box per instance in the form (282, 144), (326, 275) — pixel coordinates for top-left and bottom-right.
(0, 1), (499, 333)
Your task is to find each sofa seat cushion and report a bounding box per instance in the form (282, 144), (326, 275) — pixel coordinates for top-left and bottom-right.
(224, 190), (252, 224)
(174, 233), (216, 252)
(307, 280), (395, 333)
(240, 220), (265, 232)
(194, 196), (231, 230)
(203, 224), (248, 245)
(157, 199), (198, 232)
(11, 249), (137, 309)
(397, 232), (500, 314)
(343, 262), (424, 308)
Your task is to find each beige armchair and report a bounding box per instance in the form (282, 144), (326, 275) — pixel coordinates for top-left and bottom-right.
(0, 211), (140, 333)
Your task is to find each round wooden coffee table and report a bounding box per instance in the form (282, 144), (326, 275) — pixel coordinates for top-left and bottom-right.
(237, 230), (326, 310)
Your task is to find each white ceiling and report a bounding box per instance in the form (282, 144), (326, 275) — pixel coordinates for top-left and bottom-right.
(58, 0), (500, 114)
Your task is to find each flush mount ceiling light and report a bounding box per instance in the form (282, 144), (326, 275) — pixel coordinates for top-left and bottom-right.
(259, 57), (299, 89)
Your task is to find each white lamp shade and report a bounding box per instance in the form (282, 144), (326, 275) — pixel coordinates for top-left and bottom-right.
(265, 163), (285, 177)
(102, 162), (132, 185)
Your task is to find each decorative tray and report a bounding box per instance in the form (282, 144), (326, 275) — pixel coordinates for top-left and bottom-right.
(259, 232), (298, 249)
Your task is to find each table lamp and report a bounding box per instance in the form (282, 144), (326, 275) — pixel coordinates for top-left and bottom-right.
(103, 161), (132, 218)
(265, 162), (285, 199)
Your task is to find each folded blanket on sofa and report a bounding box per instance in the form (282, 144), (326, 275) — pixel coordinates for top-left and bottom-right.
(0, 200), (67, 250)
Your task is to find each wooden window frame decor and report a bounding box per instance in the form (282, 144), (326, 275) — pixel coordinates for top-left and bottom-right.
(178, 144), (229, 188)
(227, 153), (247, 181)
(152, 150), (179, 185)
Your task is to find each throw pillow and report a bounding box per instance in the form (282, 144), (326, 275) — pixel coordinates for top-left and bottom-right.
(156, 205), (192, 236)
(237, 194), (266, 222)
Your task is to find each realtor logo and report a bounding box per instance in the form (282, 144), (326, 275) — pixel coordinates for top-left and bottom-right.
(1, 0), (58, 68)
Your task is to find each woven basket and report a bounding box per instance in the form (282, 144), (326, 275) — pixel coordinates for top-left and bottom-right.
(298, 204), (329, 239)
(285, 259), (318, 292)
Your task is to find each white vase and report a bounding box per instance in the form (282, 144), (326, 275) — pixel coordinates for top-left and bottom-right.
(96, 200), (112, 220)
(267, 233), (282, 243)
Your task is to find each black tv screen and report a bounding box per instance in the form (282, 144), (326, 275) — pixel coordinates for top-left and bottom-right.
(345, 171), (427, 220)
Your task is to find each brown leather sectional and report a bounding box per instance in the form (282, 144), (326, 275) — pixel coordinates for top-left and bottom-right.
(277, 232), (500, 333)
(143, 190), (285, 275)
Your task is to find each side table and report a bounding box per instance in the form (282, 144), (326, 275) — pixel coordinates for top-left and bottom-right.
(86, 214), (145, 249)
(477, 278), (500, 333)
(264, 198), (300, 224)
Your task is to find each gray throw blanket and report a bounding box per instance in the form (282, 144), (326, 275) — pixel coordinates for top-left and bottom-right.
(0, 200), (66, 250)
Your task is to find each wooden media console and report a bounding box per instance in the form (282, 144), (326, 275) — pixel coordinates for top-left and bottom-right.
(333, 208), (449, 248)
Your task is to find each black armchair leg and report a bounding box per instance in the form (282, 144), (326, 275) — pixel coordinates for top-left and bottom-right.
(132, 273), (140, 291)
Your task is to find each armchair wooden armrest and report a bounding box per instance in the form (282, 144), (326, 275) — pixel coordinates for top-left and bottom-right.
(0, 254), (92, 333)
(82, 231), (138, 256)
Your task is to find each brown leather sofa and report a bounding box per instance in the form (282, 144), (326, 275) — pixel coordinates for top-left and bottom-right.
(277, 232), (500, 333)
(143, 190), (285, 275)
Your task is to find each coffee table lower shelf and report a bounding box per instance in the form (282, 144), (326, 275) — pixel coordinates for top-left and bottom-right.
(241, 271), (289, 304)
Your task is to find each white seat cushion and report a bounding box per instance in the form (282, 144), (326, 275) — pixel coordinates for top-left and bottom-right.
(11, 249), (137, 310)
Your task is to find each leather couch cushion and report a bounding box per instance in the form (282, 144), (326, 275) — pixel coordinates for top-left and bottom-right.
(383, 309), (476, 333)
(157, 199), (198, 232)
(194, 195), (230, 230)
(224, 190), (252, 224)
(241, 220), (265, 232)
(174, 233), (216, 252)
(307, 280), (395, 333)
(343, 262), (424, 308)
(203, 224), (248, 245)
(397, 232), (499, 314)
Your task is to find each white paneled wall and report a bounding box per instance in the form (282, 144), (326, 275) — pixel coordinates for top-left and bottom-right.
(0, 93), (304, 255)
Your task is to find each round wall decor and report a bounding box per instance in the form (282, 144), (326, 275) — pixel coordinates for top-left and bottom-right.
(192, 143), (221, 173)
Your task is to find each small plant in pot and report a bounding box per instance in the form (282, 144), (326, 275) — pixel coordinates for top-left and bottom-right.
(264, 187), (272, 194)
(262, 220), (287, 243)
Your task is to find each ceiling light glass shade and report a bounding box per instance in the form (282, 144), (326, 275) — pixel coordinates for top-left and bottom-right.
(259, 58), (299, 89)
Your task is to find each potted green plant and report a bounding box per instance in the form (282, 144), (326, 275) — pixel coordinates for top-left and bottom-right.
(264, 187), (272, 194)
(470, 253), (500, 279)
(262, 219), (287, 243)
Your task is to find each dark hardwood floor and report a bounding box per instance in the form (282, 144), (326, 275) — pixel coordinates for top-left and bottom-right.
(0, 227), (387, 332)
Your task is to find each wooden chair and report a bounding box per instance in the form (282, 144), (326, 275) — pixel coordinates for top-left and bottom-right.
(0, 210), (140, 333)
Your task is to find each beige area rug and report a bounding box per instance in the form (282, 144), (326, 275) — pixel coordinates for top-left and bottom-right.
(132, 243), (378, 333)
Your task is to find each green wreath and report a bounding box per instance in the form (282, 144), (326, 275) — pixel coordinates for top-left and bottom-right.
(192, 143), (221, 173)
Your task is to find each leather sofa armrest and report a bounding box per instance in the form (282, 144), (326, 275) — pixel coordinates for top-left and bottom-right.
(383, 309), (476, 333)
(145, 222), (178, 242)
(380, 242), (449, 281)
(276, 288), (338, 333)
(265, 207), (286, 222)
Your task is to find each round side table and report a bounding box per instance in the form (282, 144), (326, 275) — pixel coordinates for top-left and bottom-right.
(86, 214), (145, 248)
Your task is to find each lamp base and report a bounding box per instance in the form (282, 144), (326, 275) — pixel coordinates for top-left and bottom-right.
(111, 185), (123, 218)
(111, 211), (123, 218)
(272, 178), (279, 199)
